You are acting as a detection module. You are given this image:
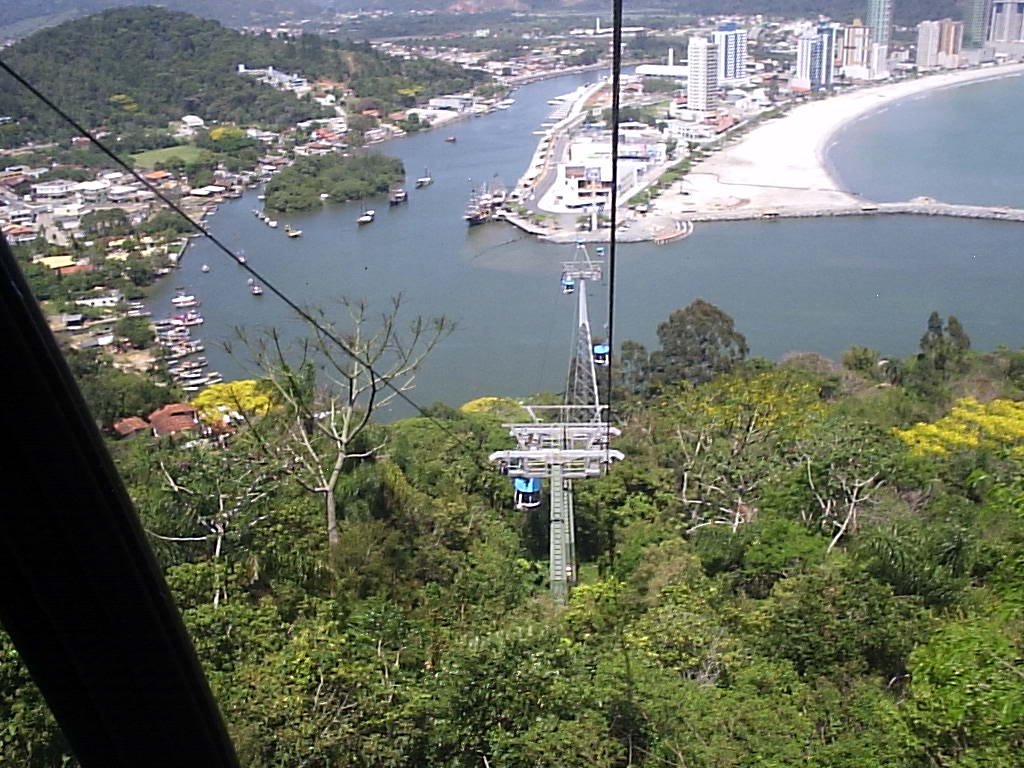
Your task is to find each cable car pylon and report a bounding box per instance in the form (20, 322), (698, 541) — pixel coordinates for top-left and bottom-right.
(490, 239), (623, 605)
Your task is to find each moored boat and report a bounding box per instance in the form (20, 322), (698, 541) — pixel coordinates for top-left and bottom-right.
(250, 283), (264, 296)
(357, 208), (375, 224)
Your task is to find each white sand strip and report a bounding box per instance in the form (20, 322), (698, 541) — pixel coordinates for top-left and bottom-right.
(665, 62), (1024, 217)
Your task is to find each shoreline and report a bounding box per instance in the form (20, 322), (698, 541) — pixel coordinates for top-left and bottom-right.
(663, 62), (1024, 221)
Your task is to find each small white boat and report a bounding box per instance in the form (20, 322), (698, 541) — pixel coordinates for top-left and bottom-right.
(251, 283), (264, 296)
(201, 264), (210, 273)
(171, 293), (200, 308)
(285, 225), (302, 238)
(357, 209), (375, 224)
(267, 219), (278, 228)
(320, 192), (330, 199)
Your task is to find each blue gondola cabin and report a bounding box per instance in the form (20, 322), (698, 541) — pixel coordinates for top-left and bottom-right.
(561, 273), (575, 294)
(514, 477), (543, 510)
(593, 343), (610, 366)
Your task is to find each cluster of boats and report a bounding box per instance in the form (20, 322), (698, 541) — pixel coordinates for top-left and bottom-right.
(252, 208), (302, 237)
(156, 294), (221, 392)
(464, 184), (514, 226)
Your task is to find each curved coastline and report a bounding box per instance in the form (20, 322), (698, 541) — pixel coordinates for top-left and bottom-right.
(669, 62), (1024, 221)
(816, 64), (1024, 193)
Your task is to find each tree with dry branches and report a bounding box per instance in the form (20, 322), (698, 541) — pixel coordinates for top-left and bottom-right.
(236, 296), (452, 551)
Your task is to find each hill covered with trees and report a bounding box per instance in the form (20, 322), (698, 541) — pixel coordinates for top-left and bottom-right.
(2, 297), (1023, 766)
(0, 7), (488, 147)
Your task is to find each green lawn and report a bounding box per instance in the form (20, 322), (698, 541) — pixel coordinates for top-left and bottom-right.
(130, 144), (207, 168)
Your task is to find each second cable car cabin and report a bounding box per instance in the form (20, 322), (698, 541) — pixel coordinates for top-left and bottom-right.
(560, 272), (576, 294)
(513, 477), (543, 510)
(593, 343), (610, 366)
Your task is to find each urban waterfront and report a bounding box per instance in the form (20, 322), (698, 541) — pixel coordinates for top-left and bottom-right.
(150, 71), (1024, 415)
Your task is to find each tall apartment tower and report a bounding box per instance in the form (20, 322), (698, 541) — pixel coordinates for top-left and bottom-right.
(713, 23), (748, 83)
(989, 0), (1024, 44)
(687, 36), (719, 113)
(917, 18), (964, 68)
(963, 0), (994, 46)
(792, 25), (837, 91)
(842, 19), (873, 70)
(866, 0), (893, 49)
(916, 21), (943, 66)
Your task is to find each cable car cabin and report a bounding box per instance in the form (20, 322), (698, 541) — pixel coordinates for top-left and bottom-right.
(514, 477), (543, 510)
(593, 343), (610, 367)
(561, 273), (576, 294)
(595, 246), (605, 256)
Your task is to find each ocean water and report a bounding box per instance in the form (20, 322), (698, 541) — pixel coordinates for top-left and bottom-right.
(152, 72), (1024, 410)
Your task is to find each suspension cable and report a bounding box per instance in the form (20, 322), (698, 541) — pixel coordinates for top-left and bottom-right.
(0, 56), (482, 450)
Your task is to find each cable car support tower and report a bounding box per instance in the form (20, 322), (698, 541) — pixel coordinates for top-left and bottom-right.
(489, 241), (623, 605)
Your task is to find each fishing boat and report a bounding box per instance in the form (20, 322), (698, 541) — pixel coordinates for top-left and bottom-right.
(285, 224), (302, 238)
(250, 283), (264, 296)
(171, 292), (200, 309)
(445, 136), (457, 143)
(463, 189), (490, 226)
(357, 208), (375, 225)
(415, 169), (433, 188)
(388, 186), (408, 205)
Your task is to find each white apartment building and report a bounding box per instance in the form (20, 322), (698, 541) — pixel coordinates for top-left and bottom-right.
(713, 24), (748, 83)
(917, 18), (964, 68)
(686, 37), (719, 113)
(792, 25), (837, 91)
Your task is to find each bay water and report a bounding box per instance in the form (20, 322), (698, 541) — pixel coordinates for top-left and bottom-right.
(149, 71), (1024, 413)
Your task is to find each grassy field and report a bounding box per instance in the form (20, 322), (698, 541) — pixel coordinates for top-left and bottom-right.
(130, 145), (207, 168)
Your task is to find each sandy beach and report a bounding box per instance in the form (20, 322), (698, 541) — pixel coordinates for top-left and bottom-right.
(657, 61), (1024, 219)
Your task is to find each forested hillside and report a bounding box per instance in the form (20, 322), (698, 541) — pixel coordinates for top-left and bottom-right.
(325, 0), (961, 25)
(0, 7), (488, 147)
(3, 302), (1023, 766)
(0, 0), (325, 36)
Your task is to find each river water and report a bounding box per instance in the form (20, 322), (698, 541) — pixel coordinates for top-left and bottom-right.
(150, 70), (1024, 415)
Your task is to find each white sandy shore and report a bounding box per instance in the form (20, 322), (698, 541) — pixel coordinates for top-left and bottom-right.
(660, 62), (1024, 218)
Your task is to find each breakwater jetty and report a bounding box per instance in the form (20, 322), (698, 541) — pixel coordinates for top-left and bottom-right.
(688, 197), (1024, 224)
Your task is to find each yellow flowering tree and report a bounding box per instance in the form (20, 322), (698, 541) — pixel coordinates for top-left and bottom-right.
(191, 379), (275, 427)
(894, 398), (1024, 458)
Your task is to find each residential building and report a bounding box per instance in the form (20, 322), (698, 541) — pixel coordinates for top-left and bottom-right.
(964, 0), (994, 46)
(792, 25), (838, 92)
(841, 20), (873, 75)
(713, 23), (748, 83)
(686, 37), (719, 113)
(918, 18), (965, 67)
(989, 0), (1024, 49)
(866, 0), (893, 50)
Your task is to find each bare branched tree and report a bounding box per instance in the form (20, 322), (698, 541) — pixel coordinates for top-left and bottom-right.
(237, 295), (452, 550)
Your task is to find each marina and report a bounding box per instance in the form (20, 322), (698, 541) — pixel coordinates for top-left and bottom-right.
(148, 70), (1024, 414)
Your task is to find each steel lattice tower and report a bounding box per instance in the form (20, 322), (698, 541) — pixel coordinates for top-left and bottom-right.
(490, 241), (623, 604)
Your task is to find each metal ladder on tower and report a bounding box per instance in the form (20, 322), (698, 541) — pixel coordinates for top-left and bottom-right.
(489, 239), (623, 605)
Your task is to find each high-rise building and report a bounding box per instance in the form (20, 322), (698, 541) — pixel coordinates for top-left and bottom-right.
(916, 21), (943, 66)
(866, 0), (893, 49)
(792, 24), (838, 91)
(963, 0), (994, 46)
(686, 36), (719, 113)
(842, 20), (872, 69)
(989, 0), (1024, 44)
(917, 18), (964, 68)
(713, 23), (748, 83)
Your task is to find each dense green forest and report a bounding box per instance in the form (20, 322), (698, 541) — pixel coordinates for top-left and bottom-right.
(0, 7), (488, 148)
(264, 153), (406, 211)
(3, 297), (1023, 766)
